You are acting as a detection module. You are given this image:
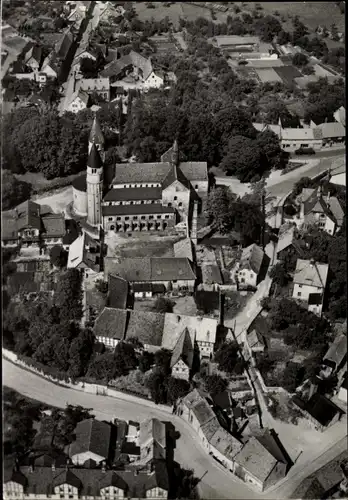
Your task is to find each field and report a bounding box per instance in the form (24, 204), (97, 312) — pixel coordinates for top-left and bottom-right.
(134, 2), (185, 29)
(241, 2), (345, 34)
(273, 65), (302, 85)
(255, 67), (283, 83)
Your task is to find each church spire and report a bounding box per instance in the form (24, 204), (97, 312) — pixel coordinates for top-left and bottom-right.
(89, 114), (104, 147)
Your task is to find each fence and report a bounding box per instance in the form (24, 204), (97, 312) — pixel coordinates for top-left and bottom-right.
(2, 348), (172, 413)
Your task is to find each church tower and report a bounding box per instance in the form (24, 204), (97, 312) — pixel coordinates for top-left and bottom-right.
(89, 114), (105, 161)
(87, 144), (103, 227)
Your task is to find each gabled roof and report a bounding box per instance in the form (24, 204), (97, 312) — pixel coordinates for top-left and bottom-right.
(55, 31), (74, 60)
(98, 471), (128, 491)
(170, 327), (194, 369)
(327, 197), (344, 227)
(139, 418), (166, 450)
(323, 334), (347, 368)
(70, 88), (90, 106)
(281, 127), (323, 141)
(101, 50), (153, 80)
(52, 469), (82, 489)
(160, 142), (186, 163)
(163, 313), (217, 347)
(162, 164), (190, 190)
(67, 232), (100, 272)
(89, 115), (104, 145)
(103, 258), (196, 282)
(69, 419), (111, 460)
(80, 78), (110, 92)
(93, 307), (128, 340)
(276, 225), (296, 254)
(41, 214), (66, 238)
(293, 259), (329, 289)
(103, 187), (162, 202)
(24, 44), (42, 64)
(239, 244), (264, 274)
(107, 274), (128, 309)
(88, 144), (103, 170)
(16, 200), (42, 231)
(173, 238), (193, 260)
(208, 427), (243, 459)
(202, 264), (223, 285)
(63, 219), (80, 246)
(316, 122), (345, 139)
(293, 393), (342, 427)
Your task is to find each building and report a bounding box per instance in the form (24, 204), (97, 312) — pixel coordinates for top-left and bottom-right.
(210, 36), (278, 61)
(101, 50), (164, 90)
(78, 77), (110, 101)
(107, 274), (129, 309)
(233, 429), (289, 491)
(67, 231), (101, 276)
(338, 374), (348, 404)
(298, 186), (344, 235)
(124, 310), (165, 352)
(72, 119), (208, 232)
(66, 88), (90, 113)
(237, 244), (266, 289)
(169, 328), (194, 381)
(330, 159), (346, 187)
(139, 419), (166, 463)
(69, 418), (112, 465)
(292, 258), (329, 316)
(276, 224), (307, 262)
(1, 201), (66, 253)
(4, 460), (169, 499)
(280, 127), (323, 152)
(316, 122), (345, 146)
(322, 335), (347, 377)
(40, 51), (60, 80)
(245, 315), (267, 358)
(93, 307), (128, 348)
(104, 257), (196, 294)
(54, 30), (74, 61)
(292, 393), (343, 432)
(23, 44), (42, 71)
(201, 264), (223, 291)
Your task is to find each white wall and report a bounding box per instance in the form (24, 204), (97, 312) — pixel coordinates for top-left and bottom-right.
(293, 283), (322, 301)
(71, 450), (105, 465)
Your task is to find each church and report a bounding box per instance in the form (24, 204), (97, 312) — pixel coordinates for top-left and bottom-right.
(72, 116), (209, 233)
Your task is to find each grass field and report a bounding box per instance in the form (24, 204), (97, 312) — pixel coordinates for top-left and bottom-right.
(274, 65), (302, 85)
(241, 2), (345, 34)
(134, 2), (185, 29)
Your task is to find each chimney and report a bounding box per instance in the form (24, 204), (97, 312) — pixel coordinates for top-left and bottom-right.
(102, 461), (106, 473)
(52, 461), (56, 472)
(14, 208), (19, 220)
(317, 185), (322, 199)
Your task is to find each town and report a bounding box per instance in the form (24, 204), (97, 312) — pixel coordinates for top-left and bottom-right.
(2, 1), (347, 500)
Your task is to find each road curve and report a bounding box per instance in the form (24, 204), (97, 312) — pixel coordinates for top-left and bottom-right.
(3, 358), (259, 500)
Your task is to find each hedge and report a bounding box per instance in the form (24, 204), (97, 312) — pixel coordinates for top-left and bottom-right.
(17, 354), (72, 383)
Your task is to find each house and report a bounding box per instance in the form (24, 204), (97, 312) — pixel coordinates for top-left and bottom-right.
(124, 310), (165, 352)
(54, 30), (74, 61)
(292, 393), (344, 432)
(334, 106), (346, 127)
(62, 219), (80, 250)
(208, 427), (243, 471)
(67, 231), (101, 276)
(41, 51), (60, 80)
(162, 313), (218, 360)
(1, 201), (66, 253)
(210, 36), (277, 61)
(93, 307), (128, 348)
(201, 264), (223, 291)
(78, 77), (110, 101)
(276, 224), (308, 265)
(23, 44), (42, 70)
(316, 122), (345, 146)
(103, 257), (196, 294)
(107, 274), (129, 309)
(69, 418), (112, 465)
(298, 186), (344, 235)
(173, 238), (193, 261)
(322, 335), (347, 376)
(338, 374), (348, 404)
(66, 88), (90, 113)
(139, 418), (166, 463)
(292, 258), (329, 316)
(246, 315), (267, 357)
(233, 429), (289, 491)
(169, 328), (194, 381)
(281, 127), (323, 152)
(4, 460), (169, 499)
(101, 50), (164, 90)
(237, 244), (266, 289)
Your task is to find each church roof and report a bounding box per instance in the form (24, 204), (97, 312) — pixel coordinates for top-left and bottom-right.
(162, 165), (190, 190)
(88, 144), (103, 170)
(89, 116), (104, 145)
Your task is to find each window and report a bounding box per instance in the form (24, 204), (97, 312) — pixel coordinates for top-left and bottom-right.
(157, 215), (161, 219)
(125, 217), (129, 220)
(92, 169), (96, 174)
(110, 225), (115, 230)
(141, 216), (146, 220)
(133, 216), (138, 220)
(178, 202), (183, 207)
(297, 292), (301, 297)
(108, 217), (113, 221)
(299, 285), (302, 288)
(300, 144), (309, 148)
(165, 215), (169, 219)
(195, 184), (198, 189)
(116, 217), (121, 221)
(174, 196), (178, 201)
(149, 215), (154, 220)
(168, 203), (172, 207)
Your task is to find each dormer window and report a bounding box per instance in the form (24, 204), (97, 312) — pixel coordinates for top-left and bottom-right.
(92, 169), (96, 174)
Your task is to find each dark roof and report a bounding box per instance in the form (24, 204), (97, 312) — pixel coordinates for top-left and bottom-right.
(160, 141), (186, 163)
(308, 293), (323, 305)
(323, 335), (347, 368)
(104, 257), (196, 282)
(107, 274), (128, 309)
(162, 165), (190, 190)
(341, 374), (348, 390)
(52, 469), (82, 489)
(125, 310), (165, 346)
(99, 471), (128, 491)
(63, 219), (80, 246)
(41, 214), (66, 238)
(211, 390), (232, 411)
(88, 144), (103, 170)
(255, 429), (289, 466)
(69, 419), (111, 460)
(240, 244), (264, 274)
(247, 314), (269, 336)
(102, 204), (175, 216)
(103, 187), (162, 202)
(89, 116), (104, 145)
(293, 394), (342, 427)
(121, 442), (140, 456)
(192, 400), (216, 426)
(93, 308), (128, 340)
(72, 173), (87, 192)
(55, 31), (74, 60)
(170, 328), (193, 368)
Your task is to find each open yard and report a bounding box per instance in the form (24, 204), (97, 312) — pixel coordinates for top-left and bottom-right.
(134, 2), (185, 30)
(133, 295), (198, 317)
(33, 187), (73, 216)
(240, 2), (345, 34)
(224, 291), (253, 321)
(105, 232), (181, 259)
(273, 65), (302, 85)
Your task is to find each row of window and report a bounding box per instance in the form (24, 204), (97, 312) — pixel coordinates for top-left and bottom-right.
(107, 215), (171, 221)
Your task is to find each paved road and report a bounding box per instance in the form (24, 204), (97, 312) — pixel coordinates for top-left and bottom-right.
(290, 147), (345, 160)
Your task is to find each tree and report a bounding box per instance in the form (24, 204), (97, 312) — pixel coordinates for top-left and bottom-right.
(139, 351), (154, 373)
(255, 130), (284, 169)
(54, 269), (83, 322)
(2, 170), (31, 210)
(154, 348), (172, 376)
(152, 297), (175, 313)
(49, 245), (68, 268)
(146, 372), (168, 404)
(292, 52), (309, 67)
(86, 351), (119, 382)
(114, 342), (138, 377)
(204, 374), (228, 396)
(68, 328), (95, 378)
(214, 341), (240, 374)
(301, 65), (315, 76)
(279, 362), (303, 392)
(53, 405), (94, 448)
(126, 337), (144, 350)
(330, 23), (339, 41)
(220, 135), (264, 182)
(277, 30), (291, 45)
(95, 279), (108, 296)
(253, 15), (282, 42)
(269, 262), (290, 287)
(79, 57), (101, 78)
(166, 377), (190, 403)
